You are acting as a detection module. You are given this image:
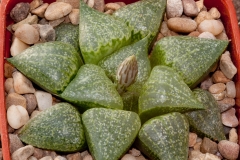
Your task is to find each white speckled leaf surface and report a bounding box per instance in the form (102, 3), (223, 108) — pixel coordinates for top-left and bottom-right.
(60, 64), (123, 112)
(137, 112), (189, 160)
(82, 108), (141, 160)
(113, 0), (166, 44)
(138, 65), (205, 123)
(185, 88), (226, 141)
(7, 41), (83, 95)
(150, 36), (229, 88)
(19, 103), (87, 152)
(79, 1), (132, 64)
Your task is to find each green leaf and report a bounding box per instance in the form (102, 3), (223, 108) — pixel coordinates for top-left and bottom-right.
(55, 23), (80, 53)
(7, 41), (83, 95)
(19, 103), (87, 152)
(185, 88), (226, 141)
(150, 36), (229, 88)
(138, 65), (205, 123)
(113, 0), (166, 45)
(60, 64), (123, 112)
(82, 108), (141, 160)
(136, 112), (189, 160)
(79, 1), (132, 64)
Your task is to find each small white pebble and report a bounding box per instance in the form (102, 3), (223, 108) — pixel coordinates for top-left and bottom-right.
(7, 105), (29, 129)
(34, 90), (52, 111)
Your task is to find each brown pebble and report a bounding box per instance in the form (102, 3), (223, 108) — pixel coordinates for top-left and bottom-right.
(188, 31), (200, 37)
(212, 70), (231, 83)
(167, 17), (197, 33)
(189, 132), (197, 147)
(208, 83), (226, 94)
(221, 108), (238, 127)
(4, 62), (16, 78)
(217, 97), (235, 112)
(9, 134), (24, 154)
(6, 92), (27, 109)
(218, 140), (239, 160)
(10, 2), (30, 23)
(66, 152), (81, 160)
(200, 137), (218, 154)
(93, 0), (105, 12)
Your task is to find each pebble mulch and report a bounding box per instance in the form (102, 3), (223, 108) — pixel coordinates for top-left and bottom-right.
(1, 0), (239, 159)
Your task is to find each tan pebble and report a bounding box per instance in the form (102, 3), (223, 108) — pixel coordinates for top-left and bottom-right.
(221, 108), (238, 127)
(216, 31), (228, 40)
(226, 81), (236, 98)
(93, 0), (105, 12)
(104, 3), (121, 11)
(217, 97), (235, 113)
(23, 94), (37, 115)
(104, 9), (114, 15)
(30, 110), (41, 119)
(135, 156), (146, 160)
(167, 17), (197, 33)
(87, 0), (95, 8)
(11, 145), (34, 160)
(188, 31), (200, 37)
(56, 0), (79, 9)
(121, 154), (136, 160)
(42, 150), (57, 159)
(83, 154), (93, 160)
(6, 92), (27, 109)
(13, 71), (35, 94)
(211, 91), (225, 101)
(30, 0), (43, 11)
(33, 147), (44, 159)
(10, 37), (30, 57)
(9, 134), (24, 154)
(14, 24), (39, 44)
(54, 156), (67, 160)
(198, 20), (224, 35)
(160, 21), (169, 36)
(218, 140), (239, 160)
(5, 78), (14, 93)
(208, 7), (221, 19)
(204, 153), (221, 160)
(29, 156), (38, 160)
(198, 31), (216, 39)
(7, 105), (29, 129)
(4, 62), (16, 78)
(49, 17), (65, 28)
(219, 51), (237, 79)
(39, 156), (53, 160)
(12, 14), (38, 31)
(195, 0), (204, 12)
(189, 150), (205, 160)
(66, 152), (81, 160)
(189, 132), (198, 147)
(69, 9), (79, 25)
(31, 3), (49, 18)
(229, 128), (238, 143)
(129, 148), (141, 157)
(194, 11), (213, 25)
(182, 0), (198, 17)
(208, 83), (226, 94)
(64, 15), (71, 23)
(212, 70), (231, 83)
(200, 137), (218, 154)
(193, 142), (202, 150)
(44, 2), (72, 20)
(166, 0), (183, 18)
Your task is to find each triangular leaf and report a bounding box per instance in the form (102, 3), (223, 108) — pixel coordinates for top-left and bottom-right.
(82, 108), (141, 160)
(136, 112), (189, 160)
(79, 1), (132, 64)
(7, 41), (83, 95)
(138, 65), (205, 123)
(113, 0), (166, 44)
(185, 88), (226, 141)
(19, 103), (86, 152)
(150, 36), (229, 88)
(60, 64), (123, 112)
